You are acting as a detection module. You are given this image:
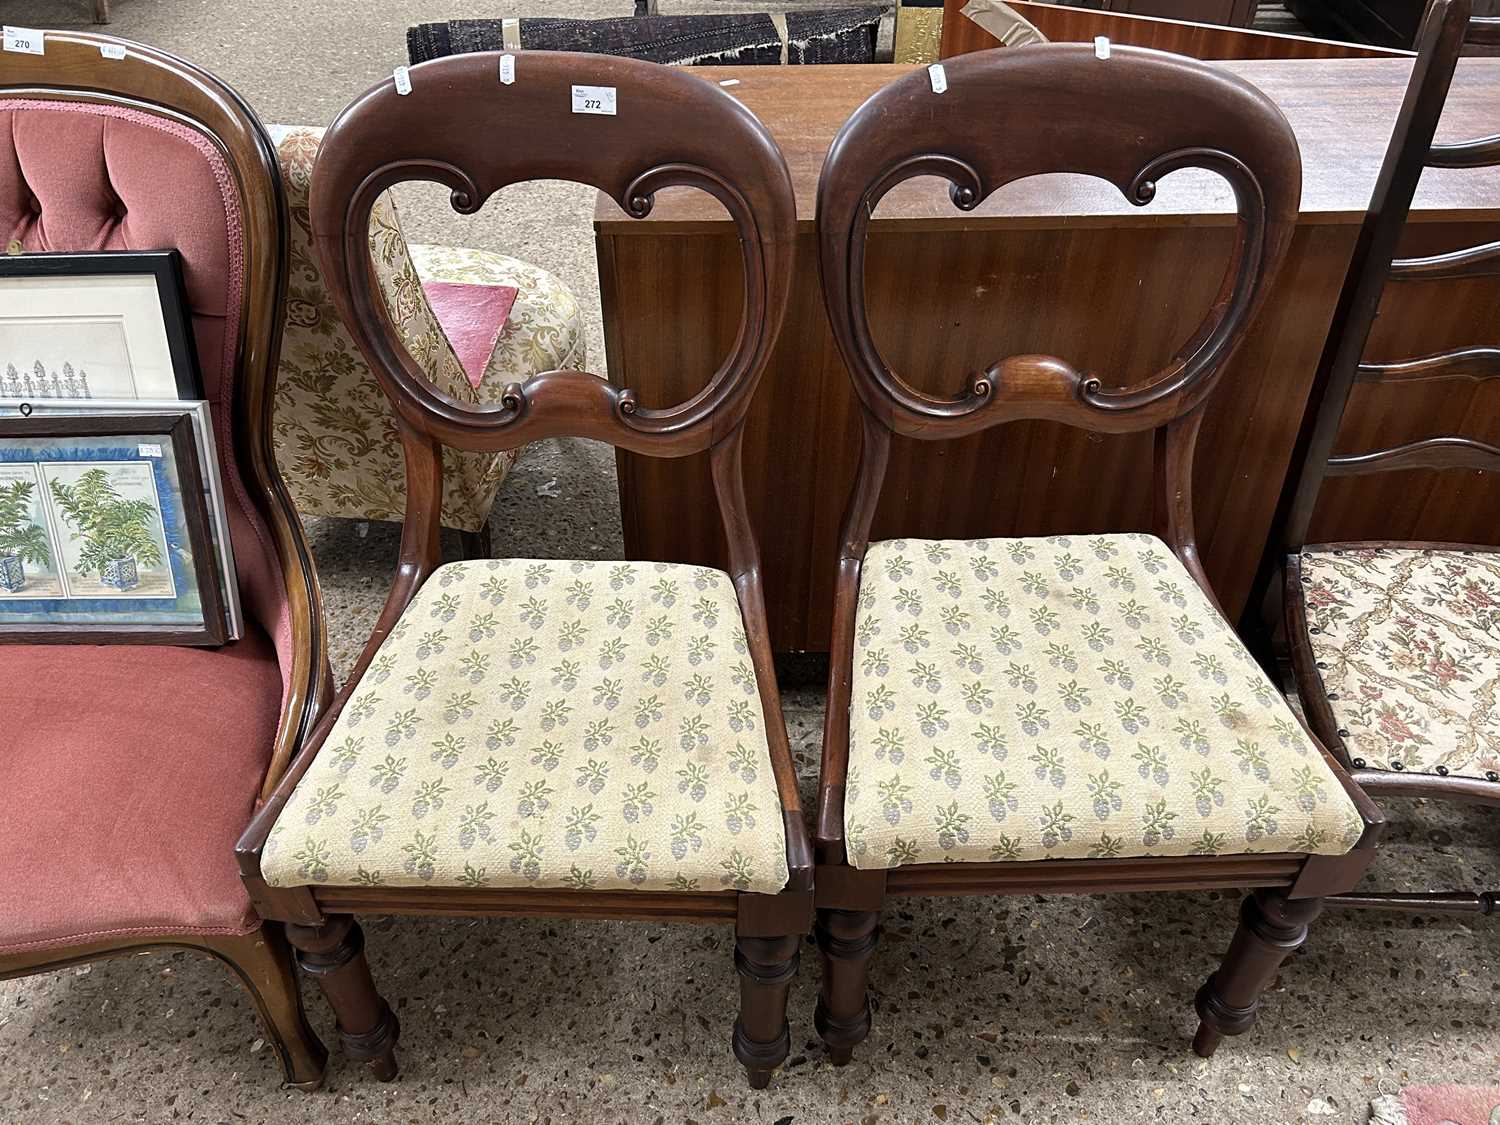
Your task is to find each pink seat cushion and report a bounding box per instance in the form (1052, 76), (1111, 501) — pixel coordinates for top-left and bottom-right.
(422, 278), (517, 389)
(0, 634), (281, 954)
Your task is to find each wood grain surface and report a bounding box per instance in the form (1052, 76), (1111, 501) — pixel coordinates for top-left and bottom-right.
(596, 59), (1500, 651)
(940, 0), (1410, 61)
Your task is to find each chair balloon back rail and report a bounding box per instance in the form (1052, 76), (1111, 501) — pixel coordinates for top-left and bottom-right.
(310, 51), (795, 459)
(817, 44), (1302, 443)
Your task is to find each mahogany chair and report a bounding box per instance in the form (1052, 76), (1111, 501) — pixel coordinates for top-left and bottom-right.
(0, 33), (330, 1086)
(811, 44), (1385, 1065)
(236, 52), (813, 1087)
(1252, 0), (1500, 915)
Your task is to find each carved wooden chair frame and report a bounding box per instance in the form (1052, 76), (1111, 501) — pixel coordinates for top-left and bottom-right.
(0, 31), (331, 1088)
(1252, 0), (1500, 916)
(236, 52), (814, 1088)
(810, 44), (1384, 1066)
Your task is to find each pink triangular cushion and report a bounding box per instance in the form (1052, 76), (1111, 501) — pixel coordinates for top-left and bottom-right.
(422, 279), (519, 389)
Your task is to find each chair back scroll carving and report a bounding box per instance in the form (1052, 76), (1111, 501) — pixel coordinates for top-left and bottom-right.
(311, 52), (794, 461)
(305, 53), (807, 857)
(817, 44), (1301, 587)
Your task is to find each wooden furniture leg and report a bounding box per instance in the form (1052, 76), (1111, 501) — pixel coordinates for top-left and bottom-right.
(813, 907), (878, 1065)
(457, 523), (493, 561)
(202, 927), (328, 1089)
(1193, 889), (1323, 1057)
(733, 932), (800, 1089)
(285, 917), (400, 1081)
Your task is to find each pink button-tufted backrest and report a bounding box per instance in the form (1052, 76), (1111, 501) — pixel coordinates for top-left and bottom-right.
(0, 100), (292, 700)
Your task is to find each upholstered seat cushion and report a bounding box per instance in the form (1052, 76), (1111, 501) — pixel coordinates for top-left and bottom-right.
(843, 534), (1364, 869)
(1299, 545), (1500, 781)
(264, 559), (789, 894)
(0, 634), (281, 954)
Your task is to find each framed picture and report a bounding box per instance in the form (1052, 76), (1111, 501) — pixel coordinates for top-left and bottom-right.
(0, 251), (201, 401)
(0, 413), (228, 645)
(0, 398), (244, 639)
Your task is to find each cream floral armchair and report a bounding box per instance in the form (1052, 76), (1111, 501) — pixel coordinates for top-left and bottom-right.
(270, 125), (586, 553)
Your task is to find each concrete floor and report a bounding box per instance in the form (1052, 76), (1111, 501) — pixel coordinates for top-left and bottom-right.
(3, 1), (1498, 1122)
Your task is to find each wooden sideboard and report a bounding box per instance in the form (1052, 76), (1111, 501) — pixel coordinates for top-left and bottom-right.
(1288, 0), (1500, 47)
(594, 59), (1500, 652)
(940, 0), (1411, 58)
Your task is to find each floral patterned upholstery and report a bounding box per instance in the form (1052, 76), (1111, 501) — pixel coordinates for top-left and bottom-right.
(1299, 546), (1500, 781)
(843, 534), (1365, 869)
(263, 559), (789, 893)
(269, 125), (586, 532)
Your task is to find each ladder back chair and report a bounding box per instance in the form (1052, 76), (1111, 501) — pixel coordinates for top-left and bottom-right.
(1255, 0), (1500, 915)
(1, 32), (329, 1087)
(236, 51), (812, 1088)
(812, 44), (1384, 1066)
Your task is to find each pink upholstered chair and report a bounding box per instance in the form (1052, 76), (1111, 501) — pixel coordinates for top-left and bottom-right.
(0, 32), (331, 1088)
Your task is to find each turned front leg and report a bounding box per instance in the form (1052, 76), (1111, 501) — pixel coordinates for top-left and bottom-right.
(1194, 889), (1322, 1057)
(814, 908), (879, 1065)
(285, 916), (401, 1081)
(733, 933), (800, 1089)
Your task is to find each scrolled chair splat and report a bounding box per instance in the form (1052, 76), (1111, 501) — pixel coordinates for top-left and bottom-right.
(237, 50), (809, 1089)
(310, 58), (790, 460)
(811, 42), (1383, 1071)
(817, 45), (1299, 442)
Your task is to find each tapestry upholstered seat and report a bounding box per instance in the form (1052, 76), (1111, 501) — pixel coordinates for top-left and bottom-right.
(270, 125), (586, 534)
(263, 558), (790, 894)
(1298, 546), (1500, 782)
(842, 533), (1365, 868)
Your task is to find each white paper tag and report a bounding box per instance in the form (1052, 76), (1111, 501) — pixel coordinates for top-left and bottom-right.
(1094, 35), (1111, 59)
(499, 53), (515, 85)
(3, 26), (44, 55)
(100, 42), (127, 60)
(393, 65), (412, 96)
(571, 84), (616, 116)
(719, 78), (740, 87)
(137, 442), (163, 458)
(928, 63), (947, 94)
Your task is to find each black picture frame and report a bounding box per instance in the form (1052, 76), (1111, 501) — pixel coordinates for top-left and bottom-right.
(0, 413), (227, 646)
(0, 250), (202, 400)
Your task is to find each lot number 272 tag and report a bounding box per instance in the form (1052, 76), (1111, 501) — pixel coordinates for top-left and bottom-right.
(571, 85), (617, 116)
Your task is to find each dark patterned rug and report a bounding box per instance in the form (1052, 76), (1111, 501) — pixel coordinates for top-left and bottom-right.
(408, 8), (883, 67)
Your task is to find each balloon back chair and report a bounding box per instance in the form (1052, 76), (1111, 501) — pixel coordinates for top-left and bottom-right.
(1253, 0), (1500, 915)
(811, 44), (1385, 1065)
(0, 32), (329, 1086)
(236, 51), (813, 1087)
